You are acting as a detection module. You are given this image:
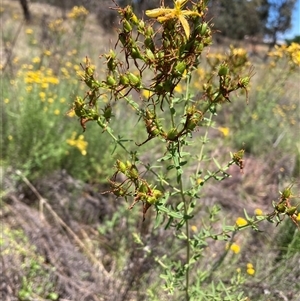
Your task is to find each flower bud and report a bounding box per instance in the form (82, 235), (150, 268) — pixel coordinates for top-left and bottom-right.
(218, 64), (229, 76)
(275, 203), (286, 213)
(281, 187), (292, 200)
(116, 160), (127, 174)
(106, 75), (116, 86)
(175, 61), (187, 75)
(119, 74), (130, 85)
(166, 128), (179, 140)
(286, 206), (297, 216)
(127, 72), (142, 87)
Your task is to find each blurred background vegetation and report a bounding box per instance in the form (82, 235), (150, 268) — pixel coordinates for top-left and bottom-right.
(1, 0), (299, 300)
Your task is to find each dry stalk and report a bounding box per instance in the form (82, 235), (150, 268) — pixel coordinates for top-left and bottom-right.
(15, 170), (111, 279)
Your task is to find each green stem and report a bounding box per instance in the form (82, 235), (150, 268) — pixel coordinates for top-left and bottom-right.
(179, 176), (190, 301)
(195, 112), (213, 176)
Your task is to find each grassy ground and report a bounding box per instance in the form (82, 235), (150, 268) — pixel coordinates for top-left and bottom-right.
(1, 1), (300, 300)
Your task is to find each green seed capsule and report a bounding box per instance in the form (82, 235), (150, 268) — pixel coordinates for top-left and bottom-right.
(139, 183), (149, 194)
(119, 74), (130, 85)
(103, 104), (112, 121)
(175, 61), (187, 75)
(123, 19), (132, 32)
(145, 48), (155, 61)
(131, 46), (143, 60)
(282, 187), (292, 200)
(144, 37), (155, 52)
(127, 72), (141, 87)
(137, 20), (145, 32)
(106, 75), (116, 86)
(167, 128), (178, 140)
(116, 160), (127, 173)
(275, 203), (286, 213)
(128, 165), (139, 180)
(286, 206), (297, 216)
(201, 23), (208, 35)
(218, 65), (229, 76)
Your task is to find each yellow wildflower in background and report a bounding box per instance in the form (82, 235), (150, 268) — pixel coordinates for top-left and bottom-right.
(32, 57), (41, 64)
(174, 83), (183, 93)
(218, 126), (229, 137)
(25, 28), (33, 34)
(230, 243), (240, 254)
(142, 89), (153, 99)
(67, 109), (76, 117)
(268, 43), (300, 69)
(191, 225), (197, 233)
(246, 263), (255, 275)
(48, 19), (65, 33)
(236, 217), (248, 227)
(13, 57), (19, 64)
(254, 208), (263, 216)
(44, 50), (52, 56)
(296, 213), (300, 221)
(39, 92), (46, 100)
(68, 6), (89, 19)
(66, 132), (88, 155)
(54, 109), (60, 115)
(232, 47), (247, 56)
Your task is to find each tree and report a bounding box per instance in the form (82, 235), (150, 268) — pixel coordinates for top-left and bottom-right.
(19, 0), (31, 21)
(206, 0), (296, 46)
(265, 0), (297, 47)
(206, 0), (269, 41)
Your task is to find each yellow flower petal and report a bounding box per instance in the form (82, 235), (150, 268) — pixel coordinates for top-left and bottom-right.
(236, 217), (248, 227)
(145, 8), (172, 18)
(178, 14), (190, 38)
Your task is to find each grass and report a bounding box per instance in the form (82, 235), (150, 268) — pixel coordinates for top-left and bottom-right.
(1, 1), (300, 300)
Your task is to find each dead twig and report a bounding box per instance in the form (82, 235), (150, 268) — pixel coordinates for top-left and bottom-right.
(15, 170), (111, 279)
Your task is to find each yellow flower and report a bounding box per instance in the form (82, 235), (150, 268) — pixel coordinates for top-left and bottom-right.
(67, 6), (89, 19)
(44, 50), (52, 56)
(296, 213), (300, 221)
(13, 57), (19, 64)
(218, 126), (229, 137)
(4, 98), (9, 104)
(142, 89), (153, 99)
(25, 28), (33, 34)
(41, 83), (49, 89)
(66, 132), (88, 155)
(145, 0), (202, 38)
(254, 208), (263, 216)
(191, 225), (197, 233)
(174, 83), (183, 93)
(8, 135), (13, 141)
(26, 86), (33, 92)
(67, 109), (76, 117)
(247, 268), (255, 275)
(54, 109), (60, 115)
(32, 56), (41, 64)
(39, 92), (46, 99)
(236, 217), (248, 227)
(230, 243), (240, 254)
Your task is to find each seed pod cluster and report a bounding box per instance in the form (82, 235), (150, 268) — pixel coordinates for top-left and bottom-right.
(109, 159), (164, 220)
